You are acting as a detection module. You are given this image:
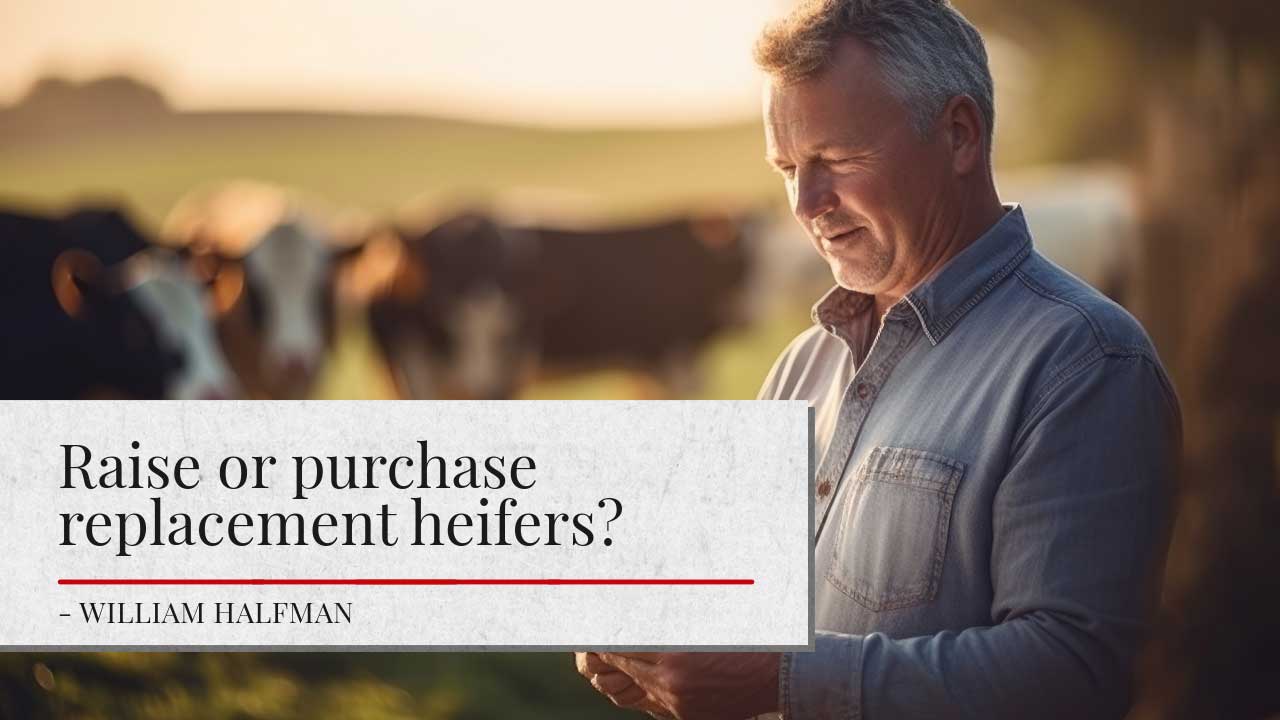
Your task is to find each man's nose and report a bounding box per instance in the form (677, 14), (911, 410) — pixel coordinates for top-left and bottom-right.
(793, 167), (838, 223)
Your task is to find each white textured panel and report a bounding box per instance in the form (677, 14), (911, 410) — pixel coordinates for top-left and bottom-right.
(0, 400), (810, 649)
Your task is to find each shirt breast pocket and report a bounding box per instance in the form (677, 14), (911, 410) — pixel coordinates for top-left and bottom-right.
(825, 446), (965, 612)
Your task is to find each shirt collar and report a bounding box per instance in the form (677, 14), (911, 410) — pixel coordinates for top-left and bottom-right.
(811, 203), (1032, 346)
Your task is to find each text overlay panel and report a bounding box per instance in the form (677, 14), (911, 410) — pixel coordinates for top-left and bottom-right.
(0, 401), (811, 649)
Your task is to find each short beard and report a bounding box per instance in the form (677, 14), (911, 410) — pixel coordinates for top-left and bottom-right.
(825, 239), (893, 294)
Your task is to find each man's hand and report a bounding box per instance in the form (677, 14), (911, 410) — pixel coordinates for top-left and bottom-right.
(575, 651), (671, 717)
(576, 651), (781, 720)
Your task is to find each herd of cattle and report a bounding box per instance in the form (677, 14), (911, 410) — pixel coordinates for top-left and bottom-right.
(1, 190), (760, 400)
(1, 170), (1138, 401)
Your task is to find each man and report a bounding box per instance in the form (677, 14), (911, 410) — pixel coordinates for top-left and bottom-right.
(576, 0), (1180, 718)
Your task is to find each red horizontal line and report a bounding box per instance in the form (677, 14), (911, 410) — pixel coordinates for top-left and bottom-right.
(58, 578), (754, 586)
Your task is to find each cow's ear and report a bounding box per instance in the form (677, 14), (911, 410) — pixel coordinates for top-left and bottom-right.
(331, 239), (368, 266)
(373, 228), (428, 301)
(193, 254), (240, 316)
(391, 246), (427, 301)
(209, 261), (245, 315)
(336, 227), (417, 303)
(691, 215), (740, 250)
(178, 247), (242, 315)
(51, 249), (104, 318)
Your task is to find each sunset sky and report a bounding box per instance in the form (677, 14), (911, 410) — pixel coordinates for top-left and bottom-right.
(0, 0), (789, 127)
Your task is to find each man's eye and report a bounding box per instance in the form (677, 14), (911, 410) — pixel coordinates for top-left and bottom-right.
(828, 157), (864, 171)
(775, 166), (797, 179)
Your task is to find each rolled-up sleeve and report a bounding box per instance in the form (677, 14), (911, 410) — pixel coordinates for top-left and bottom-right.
(782, 350), (1181, 719)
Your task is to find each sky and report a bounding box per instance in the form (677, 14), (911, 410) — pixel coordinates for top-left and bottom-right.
(0, 0), (790, 127)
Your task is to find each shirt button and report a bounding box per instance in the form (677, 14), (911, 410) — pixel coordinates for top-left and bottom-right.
(856, 382), (873, 399)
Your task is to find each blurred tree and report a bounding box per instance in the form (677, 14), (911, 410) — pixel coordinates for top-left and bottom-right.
(956, 1), (1280, 717)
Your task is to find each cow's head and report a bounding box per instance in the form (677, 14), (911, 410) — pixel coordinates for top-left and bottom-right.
(375, 213), (534, 399)
(51, 248), (240, 399)
(198, 215), (364, 398)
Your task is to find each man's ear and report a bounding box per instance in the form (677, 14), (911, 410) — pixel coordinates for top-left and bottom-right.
(941, 94), (986, 176)
(51, 249), (104, 318)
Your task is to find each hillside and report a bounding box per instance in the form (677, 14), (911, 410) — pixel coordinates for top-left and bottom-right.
(0, 76), (778, 231)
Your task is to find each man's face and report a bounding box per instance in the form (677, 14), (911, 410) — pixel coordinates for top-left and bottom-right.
(764, 37), (952, 299)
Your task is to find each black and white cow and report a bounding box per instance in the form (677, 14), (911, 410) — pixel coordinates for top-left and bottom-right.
(0, 207), (239, 399)
(366, 212), (533, 399)
(163, 181), (375, 398)
(185, 214), (366, 399)
(367, 210), (757, 399)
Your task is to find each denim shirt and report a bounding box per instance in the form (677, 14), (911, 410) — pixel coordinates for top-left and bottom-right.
(756, 205), (1180, 719)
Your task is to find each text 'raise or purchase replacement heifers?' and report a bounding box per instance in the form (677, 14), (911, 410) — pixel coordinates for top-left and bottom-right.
(1, 400), (813, 649)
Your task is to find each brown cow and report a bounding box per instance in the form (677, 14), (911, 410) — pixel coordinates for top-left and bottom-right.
(367, 210), (759, 399)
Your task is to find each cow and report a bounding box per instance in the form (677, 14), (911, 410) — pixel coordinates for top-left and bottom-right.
(366, 212), (534, 399)
(367, 210), (757, 399)
(0, 206), (239, 399)
(164, 184), (364, 399)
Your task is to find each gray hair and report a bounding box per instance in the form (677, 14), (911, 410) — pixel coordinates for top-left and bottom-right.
(755, 0), (995, 149)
